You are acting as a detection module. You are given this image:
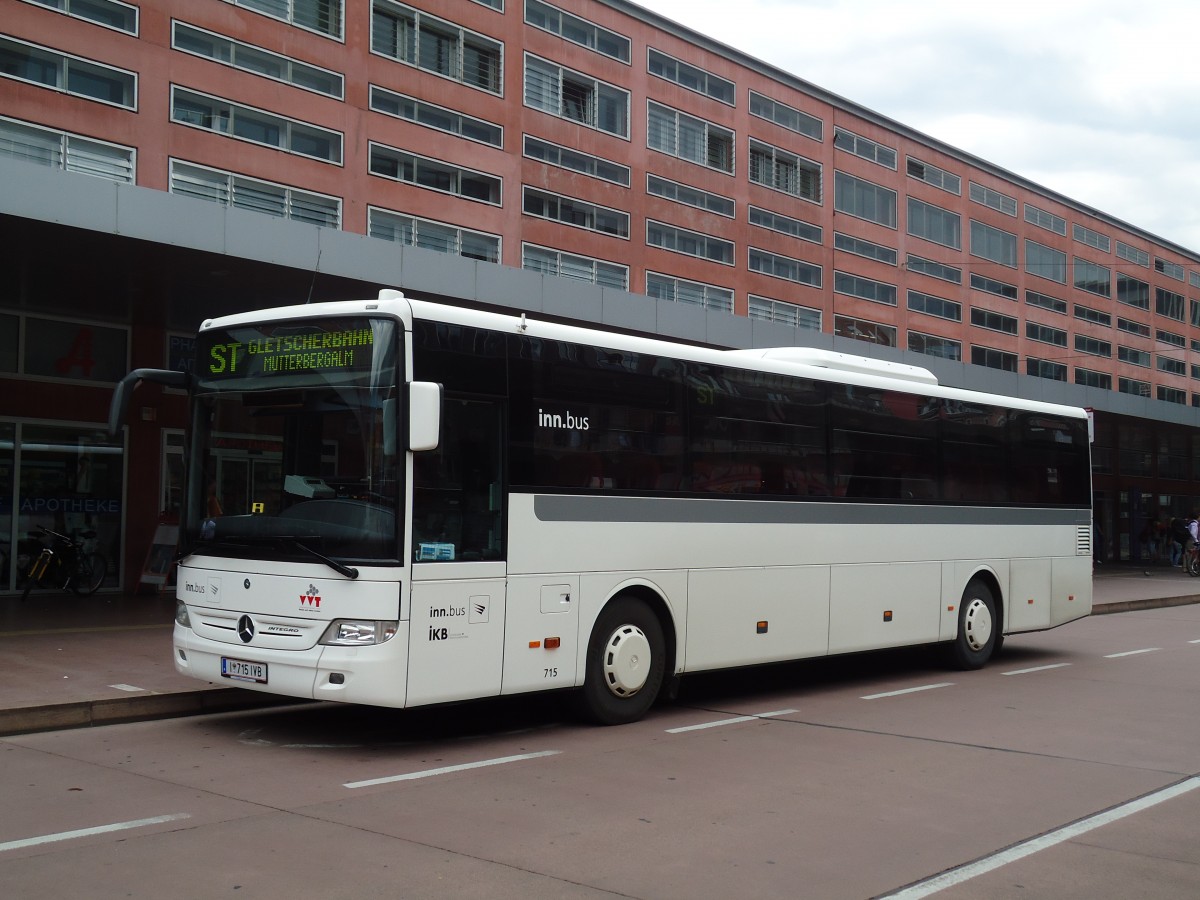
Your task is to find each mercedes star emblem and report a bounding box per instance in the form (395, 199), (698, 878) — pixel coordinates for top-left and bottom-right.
(237, 615), (255, 643)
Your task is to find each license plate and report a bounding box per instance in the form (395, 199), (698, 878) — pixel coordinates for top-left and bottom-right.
(221, 656), (268, 684)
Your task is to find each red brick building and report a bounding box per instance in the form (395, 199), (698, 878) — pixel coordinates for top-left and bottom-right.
(2, 0), (1198, 587)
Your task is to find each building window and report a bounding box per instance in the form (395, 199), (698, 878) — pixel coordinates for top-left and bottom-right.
(171, 160), (341, 227)
(749, 248), (821, 287)
(1075, 368), (1111, 389)
(749, 206), (821, 244)
(1026, 290), (1066, 315)
(23, 0), (137, 33)
(906, 157), (960, 194)
(971, 346), (1017, 372)
(647, 101), (731, 171)
(522, 243), (627, 288)
(968, 182), (1017, 216)
(1158, 385), (1186, 404)
(525, 0), (629, 63)
(0, 35), (136, 108)
(1157, 329), (1185, 348)
(834, 272), (896, 306)
(834, 171), (895, 228)
(907, 255), (961, 284)
(646, 174), (734, 217)
(225, 0), (343, 40)
(373, 2), (501, 92)
(369, 207), (499, 262)
(647, 221), (733, 264)
(835, 315), (896, 346)
(907, 197), (961, 249)
(1075, 334), (1112, 358)
(1116, 274), (1149, 309)
(971, 308), (1017, 335)
(1072, 223), (1110, 252)
(0, 115), (134, 183)
(523, 135), (627, 185)
(907, 290), (961, 322)
(1158, 355), (1186, 376)
(1025, 203), (1066, 235)
(748, 91), (821, 141)
(1026, 322), (1067, 347)
(1119, 377), (1151, 397)
(171, 87), (342, 163)
(369, 142), (500, 203)
(1116, 240), (1149, 268)
(833, 128), (896, 168)
(523, 186), (629, 237)
(1027, 358), (1067, 381)
(1073, 257), (1111, 297)
(646, 272), (733, 312)
(173, 23), (344, 98)
(834, 233), (897, 266)
(1155, 257), (1185, 281)
(1192, 300), (1200, 328)
(1025, 239), (1067, 284)
(1117, 346), (1150, 368)
(908, 331), (961, 360)
(748, 295), (821, 330)
(647, 48), (733, 104)
(1117, 318), (1150, 338)
(749, 139), (820, 201)
(1074, 304), (1111, 327)
(371, 85), (502, 146)
(525, 55), (627, 135)
(970, 273), (1018, 301)
(970, 220), (1017, 268)
(1156, 287), (1185, 321)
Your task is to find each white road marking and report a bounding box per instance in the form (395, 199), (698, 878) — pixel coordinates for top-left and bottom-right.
(881, 777), (1200, 899)
(1104, 648), (1161, 658)
(861, 683), (953, 700)
(665, 709), (799, 734)
(0, 814), (191, 853)
(344, 751), (561, 789)
(1188, 639), (1200, 644)
(109, 684), (146, 692)
(1002, 663), (1072, 676)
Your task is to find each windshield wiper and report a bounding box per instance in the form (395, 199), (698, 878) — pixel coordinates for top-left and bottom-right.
(188, 534), (359, 579)
(285, 537), (359, 580)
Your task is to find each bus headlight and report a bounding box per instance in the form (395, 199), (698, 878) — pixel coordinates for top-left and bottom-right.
(175, 600), (191, 628)
(319, 620), (398, 646)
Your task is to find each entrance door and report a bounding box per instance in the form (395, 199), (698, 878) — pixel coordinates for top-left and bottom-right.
(408, 398), (506, 705)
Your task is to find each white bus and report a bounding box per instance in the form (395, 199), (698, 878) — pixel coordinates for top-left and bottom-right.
(111, 290), (1093, 724)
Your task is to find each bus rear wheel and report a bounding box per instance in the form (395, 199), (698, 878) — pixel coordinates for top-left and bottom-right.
(948, 579), (1000, 670)
(579, 595), (666, 726)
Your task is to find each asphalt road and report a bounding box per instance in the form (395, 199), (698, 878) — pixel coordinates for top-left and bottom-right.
(2, 603), (1198, 899)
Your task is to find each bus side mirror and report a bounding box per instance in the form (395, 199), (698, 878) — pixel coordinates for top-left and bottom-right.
(408, 382), (442, 452)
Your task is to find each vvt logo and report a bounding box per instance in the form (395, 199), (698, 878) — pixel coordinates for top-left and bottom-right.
(300, 584), (321, 609)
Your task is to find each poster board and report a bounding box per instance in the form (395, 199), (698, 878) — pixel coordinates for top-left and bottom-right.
(139, 521), (178, 593)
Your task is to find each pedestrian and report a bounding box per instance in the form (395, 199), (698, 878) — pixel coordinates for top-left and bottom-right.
(1169, 516), (1189, 566)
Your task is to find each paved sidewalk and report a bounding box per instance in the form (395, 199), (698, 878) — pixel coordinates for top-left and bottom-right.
(1, 565), (1198, 736)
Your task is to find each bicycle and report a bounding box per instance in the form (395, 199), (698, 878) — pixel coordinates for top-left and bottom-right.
(1184, 541), (1200, 577)
(18, 526), (108, 600)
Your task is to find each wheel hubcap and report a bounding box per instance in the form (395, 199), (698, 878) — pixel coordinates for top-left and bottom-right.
(602, 624), (652, 697)
(962, 597), (993, 652)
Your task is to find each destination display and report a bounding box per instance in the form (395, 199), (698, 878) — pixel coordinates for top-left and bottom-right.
(196, 319), (381, 384)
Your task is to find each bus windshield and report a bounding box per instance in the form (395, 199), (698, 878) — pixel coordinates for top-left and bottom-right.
(184, 316), (402, 564)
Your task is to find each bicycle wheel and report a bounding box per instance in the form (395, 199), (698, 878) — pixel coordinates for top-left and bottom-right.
(71, 553), (108, 596)
(19, 561), (45, 602)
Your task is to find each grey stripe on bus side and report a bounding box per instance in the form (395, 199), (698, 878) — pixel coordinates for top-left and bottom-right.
(531, 494), (1086, 527)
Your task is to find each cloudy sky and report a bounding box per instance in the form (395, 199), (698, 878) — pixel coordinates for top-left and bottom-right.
(636, 0), (1200, 254)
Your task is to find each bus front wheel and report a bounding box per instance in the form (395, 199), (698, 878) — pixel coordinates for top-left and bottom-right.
(948, 579), (1001, 670)
(579, 596), (666, 726)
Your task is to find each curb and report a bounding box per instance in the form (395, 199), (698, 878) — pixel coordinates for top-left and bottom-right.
(1089, 594), (1200, 616)
(0, 687), (302, 738)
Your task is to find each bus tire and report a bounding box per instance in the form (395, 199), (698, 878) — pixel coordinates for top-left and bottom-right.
(948, 579), (999, 670)
(579, 595), (666, 726)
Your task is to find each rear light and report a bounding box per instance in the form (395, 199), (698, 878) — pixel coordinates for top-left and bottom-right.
(319, 620), (398, 646)
(175, 600), (191, 628)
